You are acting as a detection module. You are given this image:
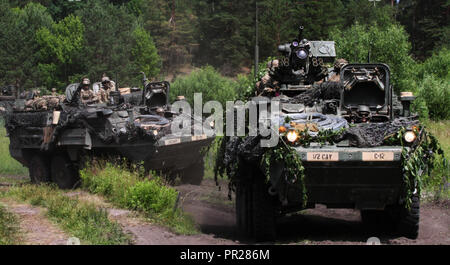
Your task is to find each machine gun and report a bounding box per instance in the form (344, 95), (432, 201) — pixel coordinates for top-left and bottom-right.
(273, 26), (336, 93)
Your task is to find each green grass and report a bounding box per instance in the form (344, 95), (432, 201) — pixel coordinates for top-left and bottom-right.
(204, 138), (220, 180)
(6, 184), (131, 245)
(0, 203), (21, 245)
(80, 161), (198, 235)
(0, 119), (28, 176)
(422, 120), (450, 200)
(424, 120), (450, 161)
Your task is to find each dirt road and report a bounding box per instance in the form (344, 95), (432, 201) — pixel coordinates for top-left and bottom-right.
(1, 176), (448, 245)
(176, 179), (450, 245)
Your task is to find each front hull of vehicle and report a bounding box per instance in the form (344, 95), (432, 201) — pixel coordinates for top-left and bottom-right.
(277, 146), (405, 211)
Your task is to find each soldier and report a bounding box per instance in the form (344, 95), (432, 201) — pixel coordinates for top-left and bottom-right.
(256, 59), (280, 96)
(23, 90), (50, 111)
(98, 74), (116, 103)
(79, 78), (99, 104)
(44, 88), (65, 109)
(329, 58), (348, 82)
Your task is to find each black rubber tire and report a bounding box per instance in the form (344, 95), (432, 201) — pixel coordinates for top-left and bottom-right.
(50, 154), (80, 189)
(29, 155), (51, 184)
(235, 181), (252, 236)
(251, 177), (276, 242)
(394, 194), (420, 239)
(360, 210), (387, 226)
(180, 159), (204, 185)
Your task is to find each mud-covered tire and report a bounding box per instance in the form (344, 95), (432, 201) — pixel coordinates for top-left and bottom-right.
(235, 181), (253, 236)
(29, 155), (51, 184)
(180, 160), (204, 185)
(394, 194), (420, 239)
(251, 177), (276, 242)
(50, 154), (80, 189)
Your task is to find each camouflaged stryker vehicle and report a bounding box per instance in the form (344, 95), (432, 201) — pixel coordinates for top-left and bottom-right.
(2, 74), (214, 189)
(219, 26), (429, 241)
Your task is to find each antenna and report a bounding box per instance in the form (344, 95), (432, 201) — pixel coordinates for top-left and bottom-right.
(115, 72), (119, 95)
(298, 25), (304, 41)
(254, 1), (259, 79)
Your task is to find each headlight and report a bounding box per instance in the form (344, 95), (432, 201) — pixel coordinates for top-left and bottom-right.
(404, 131), (416, 143)
(286, 130), (298, 143)
(296, 49), (308, 60)
(152, 130), (158, 136)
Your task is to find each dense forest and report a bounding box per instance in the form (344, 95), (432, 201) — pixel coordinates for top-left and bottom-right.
(0, 0), (448, 118)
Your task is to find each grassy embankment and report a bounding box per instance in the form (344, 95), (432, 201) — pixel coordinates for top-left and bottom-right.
(79, 161), (198, 235)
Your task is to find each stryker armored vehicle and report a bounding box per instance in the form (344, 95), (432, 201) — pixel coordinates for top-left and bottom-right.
(218, 26), (434, 241)
(2, 74), (214, 189)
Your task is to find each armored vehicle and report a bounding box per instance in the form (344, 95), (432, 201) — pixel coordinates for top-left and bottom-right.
(2, 75), (214, 189)
(219, 27), (431, 241)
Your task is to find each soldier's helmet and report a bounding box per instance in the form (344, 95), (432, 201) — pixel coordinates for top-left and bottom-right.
(82, 78), (90, 85)
(334, 58), (348, 71)
(101, 76), (110, 83)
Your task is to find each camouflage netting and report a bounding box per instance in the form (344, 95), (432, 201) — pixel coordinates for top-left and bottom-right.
(217, 116), (420, 183)
(3, 104), (164, 152)
(337, 116), (420, 147)
(288, 81), (343, 106)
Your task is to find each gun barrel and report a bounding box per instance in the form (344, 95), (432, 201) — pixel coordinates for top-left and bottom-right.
(298, 26), (304, 40)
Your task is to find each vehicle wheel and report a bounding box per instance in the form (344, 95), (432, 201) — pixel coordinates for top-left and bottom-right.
(391, 194), (420, 239)
(29, 155), (50, 184)
(51, 154), (80, 189)
(235, 180), (252, 236)
(180, 159), (204, 185)
(251, 175), (277, 242)
(360, 210), (387, 226)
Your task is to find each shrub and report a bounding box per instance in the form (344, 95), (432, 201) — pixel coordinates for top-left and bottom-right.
(330, 22), (415, 93)
(80, 162), (196, 234)
(417, 48), (450, 81)
(127, 178), (178, 217)
(417, 75), (450, 120)
(170, 66), (238, 107)
(80, 161), (138, 206)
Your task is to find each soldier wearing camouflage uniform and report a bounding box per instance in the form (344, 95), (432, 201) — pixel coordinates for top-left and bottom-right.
(79, 78), (99, 104)
(97, 75), (116, 103)
(25, 90), (48, 111)
(256, 59), (281, 96)
(43, 88), (65, 109)
(329, 58), (348, 82)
